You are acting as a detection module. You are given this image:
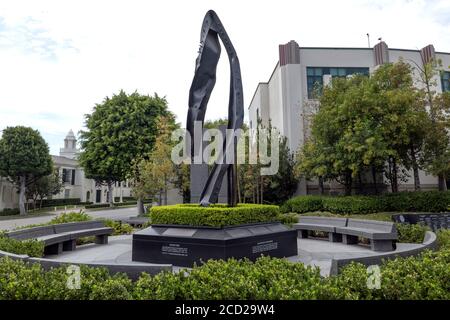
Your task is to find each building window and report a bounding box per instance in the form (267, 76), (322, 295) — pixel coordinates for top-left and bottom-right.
(64, 189), (71, 199)
(442, 71), (450, 92)
(306, 67), (370, 99)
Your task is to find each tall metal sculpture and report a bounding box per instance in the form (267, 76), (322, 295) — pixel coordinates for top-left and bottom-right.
(186, 10), (244, 207)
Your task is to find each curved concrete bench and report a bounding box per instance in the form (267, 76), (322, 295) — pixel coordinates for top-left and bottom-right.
(330, 231), (438, 275)
(294, 216), (347, 242)
(6, 221), (113, 255)
(336, 219), (397, 252)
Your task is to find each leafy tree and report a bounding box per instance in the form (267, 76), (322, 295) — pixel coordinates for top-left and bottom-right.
(412, 59), (450, 191)
(26, 170), (64, 209)
(132, 116), (177, 208)
(296, 62), (428, 194)
(79, 90), (176, 208)
(0, 126), (52, 214)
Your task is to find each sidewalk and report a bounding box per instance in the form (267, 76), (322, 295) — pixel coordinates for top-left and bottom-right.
(0, 207), (140, 231)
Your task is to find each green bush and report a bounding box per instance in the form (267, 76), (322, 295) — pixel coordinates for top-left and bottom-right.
(134, 257), (341, 300)
(396, 223), (429, 243)
(40, 198), (81, 208)
(437, 229), (450, 250)
(0, 208), (20, 216)
(150, 204), (280, 228)
(85, 203), (110, 209)
(114, 201), (137, 207)
(101, 219), (133, 235)
(276, 213), (299, 225)
(281, 196), (323, 213)
(322, 196), (381, 214)
(49, 211), (92, 224)
(283, 191), (450, 214)
(335, 249), (450, 300)
(0, 248), (449, 300)
(0, 236), (44, 257)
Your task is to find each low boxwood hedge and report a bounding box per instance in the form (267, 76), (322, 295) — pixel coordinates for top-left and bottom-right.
(0, 235), (44, 257)
(0, 208), (20, 216)
(40, 198), (81, 207)
(282, 191), (450, 215)
(150, 204), (281, 228)
(0, 246), (449, 300)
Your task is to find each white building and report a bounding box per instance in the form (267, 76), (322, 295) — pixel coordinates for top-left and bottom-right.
(0, 130), (133, 210)
(248, 41), (450, 195)
(51, 130), (133, 204)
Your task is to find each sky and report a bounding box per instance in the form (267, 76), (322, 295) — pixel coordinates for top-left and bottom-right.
(0, 0), (449, 155)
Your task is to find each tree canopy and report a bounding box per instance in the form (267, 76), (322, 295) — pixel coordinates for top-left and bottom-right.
(78, 90), (177, 205)
(0, 126), (53, 214)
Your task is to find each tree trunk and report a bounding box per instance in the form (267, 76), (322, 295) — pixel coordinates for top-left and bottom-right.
(137, 197), (144, 215)
(390, 158), (399, 193)
(318, 176), (324, 195)
(438, 174), (447, 191)
(371, 166), (378, 195)
(344, 172), (352, 196)
(108, 183), (114, 207)
(19, 175), (26, 215)
(260, 176), (264, 204)
(410, 145), (421, 191)
(164, 176), (168, 206)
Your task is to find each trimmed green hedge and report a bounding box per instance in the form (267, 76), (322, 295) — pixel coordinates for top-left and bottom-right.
(282, 191), (450, 214)
(40, 198), (81, 207)
(0, 235), (44, 257)
(0, 208), (20, 216)
(0, 247), (449, 300)
(150, 204), (280, 228)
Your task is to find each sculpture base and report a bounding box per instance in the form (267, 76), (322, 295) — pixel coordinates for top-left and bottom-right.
(132, 223), (298, 267)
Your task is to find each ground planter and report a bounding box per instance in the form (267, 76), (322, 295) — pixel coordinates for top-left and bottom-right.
(132, 222), (298, 267)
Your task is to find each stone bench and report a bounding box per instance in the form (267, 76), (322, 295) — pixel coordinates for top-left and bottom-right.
(335, 219), (397, 252)
(293, 216), (347, 242)
(293, 216), (398, 252)
(6, 221), (113, 255)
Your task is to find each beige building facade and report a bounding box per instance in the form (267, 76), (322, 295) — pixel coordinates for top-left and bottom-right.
(249, 41), (450, 195)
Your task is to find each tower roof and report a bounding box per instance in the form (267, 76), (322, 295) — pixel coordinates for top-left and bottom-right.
(65, 129), (76, 140)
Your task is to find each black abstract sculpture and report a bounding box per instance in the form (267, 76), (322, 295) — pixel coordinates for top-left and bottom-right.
(186, 10), (244, 207)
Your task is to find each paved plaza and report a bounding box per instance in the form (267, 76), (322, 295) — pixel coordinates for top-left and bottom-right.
(43, 235), (424, 276)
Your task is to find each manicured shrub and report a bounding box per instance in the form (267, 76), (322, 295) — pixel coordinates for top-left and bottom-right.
(396, 223), (429, 243)
(0, 208), (20, 216)
(283, 191), (450, 214)
(101, 219), (134, 235)
(40, 198), (81, 208)
(0, 236), (44, 257)
(281, 196), (323, 213)
(114, 201), (137, 207)
(85, 203), (110, 209)
(134, 257), (343, 300)
(0, 248), (449, 300)
(49, 211), (92, 224)
(150, 204), (280, 228)
(322, 196), (381, 214)
(437, 229), (450, 250)
(276, 213), (299, 225)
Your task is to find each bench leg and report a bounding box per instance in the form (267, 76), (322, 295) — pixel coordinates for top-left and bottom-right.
(328, 232), (342, 242)
(63, 240), (76, 251)
(95, 235), (108, 244)
(44, 243), (63, 255)
(297, 230), (309, 239)
(371, 240), (395, 252)
(342, 234), (358, 245)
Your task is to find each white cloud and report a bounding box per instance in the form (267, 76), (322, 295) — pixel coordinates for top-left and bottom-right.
(0, 0), (449, 154)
